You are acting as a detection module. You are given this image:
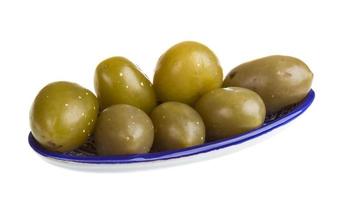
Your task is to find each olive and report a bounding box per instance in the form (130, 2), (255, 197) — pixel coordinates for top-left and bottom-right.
(223, 55), (313, 113)
(195, 87), (266, 141)
(153, 41), (223, 105)
(30, 81), (99, 152)
(94, 56), (157, 113)
(150, 102), (205, 151)
(94, 104), (154, 155)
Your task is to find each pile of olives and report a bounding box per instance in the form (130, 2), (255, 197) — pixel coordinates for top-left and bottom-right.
(30, 41), (313, 155)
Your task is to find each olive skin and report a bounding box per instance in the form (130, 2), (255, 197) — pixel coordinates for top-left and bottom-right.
(94, 56), (157, 113)
(195, 87), (266, 141)
(94, 104), (154, 155)
(153, 41), (223, 105)
(223, 55), (313, 113)
(30, 81), (99, 152)
(150, 102), (205, 151)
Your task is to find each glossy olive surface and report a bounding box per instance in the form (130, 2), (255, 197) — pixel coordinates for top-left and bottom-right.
(150, 102), (205, 151)
(223, 55), (313, 113)
(153, 41), (223, 105)
(30, 81), (99, 152)
(195, 87), (266, 141)
(94, 56), (157, 113)
(94, 104), (154, 155)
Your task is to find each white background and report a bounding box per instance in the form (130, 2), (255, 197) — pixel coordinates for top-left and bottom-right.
(0, 0), (346, 199)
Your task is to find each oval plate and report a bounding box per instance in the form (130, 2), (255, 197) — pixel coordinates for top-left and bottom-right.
(29, 89), (315, 165)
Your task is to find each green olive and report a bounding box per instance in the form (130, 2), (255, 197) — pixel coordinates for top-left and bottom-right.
(153, 41), (223, 105)
(223, 55), (313, 113)
(30, 81), (99, 152)
(94, 56), (157, 113)
(94, 104), (154, 155)
(195, 87), (266, 141)
(150, 102), (205, 151)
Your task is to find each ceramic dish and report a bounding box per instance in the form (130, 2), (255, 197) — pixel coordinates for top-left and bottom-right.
(28, 89), (315, 168)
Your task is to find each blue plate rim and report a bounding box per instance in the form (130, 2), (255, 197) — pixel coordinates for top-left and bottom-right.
(28, 89), (315, 164)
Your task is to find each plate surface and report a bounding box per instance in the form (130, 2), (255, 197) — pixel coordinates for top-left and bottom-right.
(28, 89), (315, 165)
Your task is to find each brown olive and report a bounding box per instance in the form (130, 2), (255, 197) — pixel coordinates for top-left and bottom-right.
(223, 55), (313, 113)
